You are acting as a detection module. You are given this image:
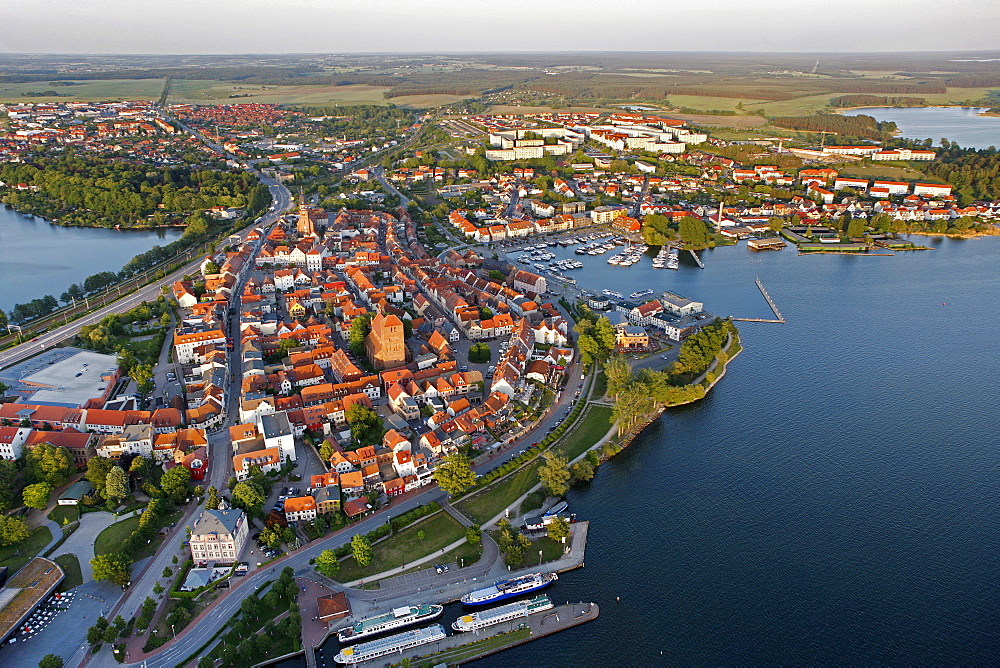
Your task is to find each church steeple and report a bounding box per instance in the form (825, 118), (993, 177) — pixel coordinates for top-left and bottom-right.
(296, 187), (318, 239)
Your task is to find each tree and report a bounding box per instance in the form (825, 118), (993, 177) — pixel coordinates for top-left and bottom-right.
(465, 524), (482, 545)
(417, 529), (426, 541)
(22, 482), (52, 510)
(159, 465), (191, 502)
(316, 549), (340, 578)
(85, 456), (114, 495)
(570, 459), (595, 484)
(488, 269), (506, 282)
(39, 654), (64, 668)
(0, 460), (17, 511)
(679, 216), (708, 248)
(468, 343), (491, 364)
(153, 582), (165, 595)
(240, 594), (260, 620)
(349, 313), (373, 358)
(182, 211), (209, 238)
(232, 481), (265, 516)
(538, 451), (571, 497)
(847, 217), (867, 238)
(603, 355), (632, 400)
(433, 453), (477, 496)
(593, 317), (616, 356)
(26, 442), (75, 486)
(0, 515), (31, 546)
(105, 466), (129, 502)
(351, 534), (373, 566)
(205, 485), (221, 510)
(91, 553), (132, 587)
(131, 363), (155, 395)
(547, 516), (571, 542)
(345, 404), (384, 446)
(768, 216), (785, 233)
(129, 456), (150, 478)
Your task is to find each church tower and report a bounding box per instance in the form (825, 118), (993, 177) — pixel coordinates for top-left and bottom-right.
(296, 189), (318, 240)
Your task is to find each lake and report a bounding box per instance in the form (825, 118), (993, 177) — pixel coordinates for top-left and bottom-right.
(310, 237), (999, 666)
(0, 204), (183, 312)
(841, 106), (1000, 150)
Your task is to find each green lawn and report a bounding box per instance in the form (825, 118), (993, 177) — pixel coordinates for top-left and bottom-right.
(519, 490), (546, 517)
(458, 461), (542, 525)
(93, 516), (140, 557)
(94, 509), (183, 560)
(335, 511), (467, 583)
(592, 371), (608, 399)
(510, 536), (566, 570)
(557, 404), (614, 461)
(48, 505), (79, 526)
(0, 525), (54, 573)
(414, 628), (531, 667)
(54, 553), (83, 590)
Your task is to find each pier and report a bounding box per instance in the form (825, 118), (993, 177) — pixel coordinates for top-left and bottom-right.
(688, 249), (705, 268)
(357, 602), (600, 667)
(732, 278), (785, 324)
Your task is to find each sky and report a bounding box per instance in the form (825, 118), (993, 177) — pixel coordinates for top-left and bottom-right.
(1, 0), (998, 54)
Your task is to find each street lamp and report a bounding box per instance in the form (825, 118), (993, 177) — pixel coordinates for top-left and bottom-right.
(539, 549), (543, 566)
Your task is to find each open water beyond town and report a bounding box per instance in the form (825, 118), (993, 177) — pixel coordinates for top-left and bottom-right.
(300, 237), (1000, 666)
(0, 205), (182, 311)
(841, 106), (1000, 150)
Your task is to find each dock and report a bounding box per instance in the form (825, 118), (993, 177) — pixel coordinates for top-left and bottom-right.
(354, 602), (599, 667)
(732, 278), (785, 324)
(688, 249), (705, 268)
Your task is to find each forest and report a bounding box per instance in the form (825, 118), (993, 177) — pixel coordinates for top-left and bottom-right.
(0, 154), (265, 228)
(829, 95), (927, 107)
(293, 105), (414, 140)
(771, 114), (898, 141)
(922, 145), (1000, 202)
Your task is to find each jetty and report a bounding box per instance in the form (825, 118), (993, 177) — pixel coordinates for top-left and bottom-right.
(732, 278), (785, 324)
(688, 249), (705, 268)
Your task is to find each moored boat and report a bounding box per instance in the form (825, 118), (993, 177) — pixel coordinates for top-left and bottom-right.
(452, 595), (554, 632)
(334, 625), (447, 664)
(336, 604), (443, 643)
(461, 572), (558, 606)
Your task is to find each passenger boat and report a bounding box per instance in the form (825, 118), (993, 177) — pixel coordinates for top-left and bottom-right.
(461, 572), (557, 606)
(333, 625), (447, 664)
(335, 604), (443, 643)
(452, 595), (554, 632)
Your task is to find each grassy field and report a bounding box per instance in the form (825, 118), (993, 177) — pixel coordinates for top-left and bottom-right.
(836, 163), (935, 181)
(0, 79), (167, 102)
(508, 536), (565, 570)
(170, 83), (394, 106)
(335, 511), (467, 583)
(390, 93), (475, 108)
(0, 526), (54, 573)
(666, 94), (769, 111)
(557, 404), (614, 461)
(54, 553), (83, 590)
(94, 516), (140, 557)
(459, 461), (543, 525)
(48, 504), (80, 526)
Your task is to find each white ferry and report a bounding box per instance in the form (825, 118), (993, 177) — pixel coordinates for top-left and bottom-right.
(336, 604), (443, 643)
(334, 624), (447, 664)
(461, 572), (558, 606)
(452, 595), (554, 632)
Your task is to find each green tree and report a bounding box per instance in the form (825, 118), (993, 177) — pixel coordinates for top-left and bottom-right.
(153, 582), (165, 595)
(349, 313), (373, 358)
(26, 442), (75, 486)
(205, 485), (221, 510)
(319, 440), (336, 462)
(345, 403), (384, 446)
(131, 363), (155, 395)
(488, 269), (506, 282)
(593, 317), (616, 356)
(547, 516), (571, 541)
(847, 217), (867, 238)
(603, 355), (632, 399)
(538, 451), (571, 497)
(105, 466), (129, 502)
(432, 453), (477, 496)
(129, 456), (150, 478)
(0, 460), (18, 511)
(570, 459), (595, 484)
(232, 480), (265, 516)
(465, 524), (482, 545)
(85, 455), (115, 494)
(182, 211), (209, 238)
(768, 216), (785, 233)
(240, 594), (261, 620)
(351, 534), (373, 567)
(90, 553), (132, 587)
(22, 481), (52, 510)
(468, 343), (491, 364)
(0, 515), (31, 546)
(316, 549), (341, 578)
(678, 216), (708, 248)
(159, 465), (191, 502)
(39, 654), (64, 668)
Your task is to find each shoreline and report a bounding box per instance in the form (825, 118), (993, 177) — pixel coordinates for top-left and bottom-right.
(2, 203), (186, 231)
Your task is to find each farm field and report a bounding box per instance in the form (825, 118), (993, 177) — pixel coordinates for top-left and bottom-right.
(0, 78), (169, 102)
(169, 83), (394, 106)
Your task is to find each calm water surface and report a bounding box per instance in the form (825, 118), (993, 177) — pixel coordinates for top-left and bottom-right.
(305, 237), (1000, 665)
(841, 106), (1000, 149)
(0, 205), (182, 311)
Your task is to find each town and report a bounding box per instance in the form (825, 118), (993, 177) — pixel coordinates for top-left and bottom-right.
(0, 93), (997, 668)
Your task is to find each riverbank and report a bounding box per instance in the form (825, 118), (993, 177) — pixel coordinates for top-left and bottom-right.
(1, 203), (188, 230)
(906, 226), (1000, 239)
